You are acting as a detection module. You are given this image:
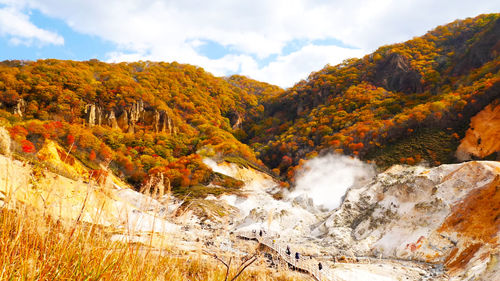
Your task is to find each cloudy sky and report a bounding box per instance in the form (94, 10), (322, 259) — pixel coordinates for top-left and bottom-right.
(0, 0), (498, 87)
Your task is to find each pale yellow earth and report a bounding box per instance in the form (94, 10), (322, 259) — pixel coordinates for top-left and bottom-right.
(0, 139), (179, 243)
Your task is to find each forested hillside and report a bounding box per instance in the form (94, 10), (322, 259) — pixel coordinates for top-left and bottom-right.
(0, 60), (280, 192)
(0, 14), (498, 189)
(242, 14), (500, 180)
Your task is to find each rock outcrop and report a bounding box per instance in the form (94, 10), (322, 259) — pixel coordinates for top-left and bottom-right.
(225, 111), (244, 129)
(232, 112), (244, 129)
(316, 161), (500, 280)
(452, 17), (500, 76)
(373, 53), (423, 94)
(116, 110), (128, 131)
(84, 100), (174, 134)
(456, 100), (500, 161)
(153, 110), (174, 133)
(126, 100), (144, 133)
(13, 98), (26, 117)
(107, 110), (119, 129)
(84, 104), (103, 127)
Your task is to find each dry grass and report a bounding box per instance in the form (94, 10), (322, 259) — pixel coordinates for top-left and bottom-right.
(0, 205), (300, 281)
(0, 142), (301, 281)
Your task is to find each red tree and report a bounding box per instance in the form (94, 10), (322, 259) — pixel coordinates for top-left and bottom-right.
(21, 140), (36, 153)
(89, 150), (96, 161)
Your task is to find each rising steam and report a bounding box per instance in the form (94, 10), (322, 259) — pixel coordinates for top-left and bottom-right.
(290, 154), (375, 210)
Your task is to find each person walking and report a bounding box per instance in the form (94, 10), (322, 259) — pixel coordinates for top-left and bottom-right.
(318, 262), (323, 271)
(286, 246), (290, 255)
(295, 252), (300, 260)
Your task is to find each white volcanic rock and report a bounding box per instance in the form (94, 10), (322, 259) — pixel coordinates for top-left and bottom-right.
(3, 140), (497, 280)
(318, 161), (500, 279)
(203, 158), (327, 257)
(204, 157), (499, 279)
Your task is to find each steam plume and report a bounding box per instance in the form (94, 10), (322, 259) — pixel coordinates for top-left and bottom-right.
(290, 154), (375, 210)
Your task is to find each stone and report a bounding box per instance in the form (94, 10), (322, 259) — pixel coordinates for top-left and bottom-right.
(107, 110), (119, 129)
(83, 100), (174, 134)
(153, 110), (160, 132)
(13, 99), (26, 117)
(456, 100), (500, 160)
(373, 53), (423, 93)
(84, 104), (105, 127)
(117, 110), (128, 131)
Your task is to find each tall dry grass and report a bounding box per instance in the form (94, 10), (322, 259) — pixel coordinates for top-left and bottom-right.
(0, 204), (300, 281)
(0, 138), (302, 281)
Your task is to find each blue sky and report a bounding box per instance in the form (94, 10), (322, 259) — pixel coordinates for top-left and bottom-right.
(0, 0), (499, 87)
(0, 8), (114, 61)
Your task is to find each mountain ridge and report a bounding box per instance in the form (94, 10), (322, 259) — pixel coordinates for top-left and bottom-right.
(241, 13), (500, 180)
(0, 13), (499, 281)
(0, 13), (498, 190)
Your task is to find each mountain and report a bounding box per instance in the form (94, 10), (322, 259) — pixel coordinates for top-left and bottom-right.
(242, 13), (500, 181)
(0, 13), (499, 281)
(1, 14), (499, 189)
(0, 60), (282, 198)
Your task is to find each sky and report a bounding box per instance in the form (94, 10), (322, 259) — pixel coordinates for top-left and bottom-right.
(0, 0), (498, 88)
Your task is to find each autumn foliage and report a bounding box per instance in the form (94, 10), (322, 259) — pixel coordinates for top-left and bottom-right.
(241, 14), (500, 179)
(0, 61), (276, 189)
(0, 14), (498, 186)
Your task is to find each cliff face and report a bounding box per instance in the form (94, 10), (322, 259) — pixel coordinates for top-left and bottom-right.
(84, 100), (175, 134)
(373, 53), (423, 94)
(456, 100), (500, 161)
(8, 97), (177, 135)
(316, 161), (500, 280)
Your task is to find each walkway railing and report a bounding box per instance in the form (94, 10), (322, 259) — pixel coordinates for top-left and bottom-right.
(238, 231), (337, 281)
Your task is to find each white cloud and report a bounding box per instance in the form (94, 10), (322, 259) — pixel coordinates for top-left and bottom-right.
(106, 44), (366, 88)
(0, 5), (63, 46)
(241, 45), (367, 88)
(3, 0), (500, 86)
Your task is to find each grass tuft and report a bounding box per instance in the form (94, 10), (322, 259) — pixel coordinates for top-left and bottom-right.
(0, 204), (299, 280)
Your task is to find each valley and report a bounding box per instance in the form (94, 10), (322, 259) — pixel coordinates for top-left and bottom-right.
(0, 13), (499, 281)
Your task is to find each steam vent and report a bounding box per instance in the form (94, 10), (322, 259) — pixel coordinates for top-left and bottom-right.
(0, 5), (499, 281)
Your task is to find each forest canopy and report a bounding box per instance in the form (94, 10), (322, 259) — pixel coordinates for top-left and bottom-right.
(0, 13), (499, 188)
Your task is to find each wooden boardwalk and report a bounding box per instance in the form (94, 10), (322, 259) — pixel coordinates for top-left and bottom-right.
(238, 231), (337, 281)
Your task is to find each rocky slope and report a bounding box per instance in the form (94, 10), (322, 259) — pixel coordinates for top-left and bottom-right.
(198, 155), (498, 280)
(313, 161), (499, 280)
(1, 126), (499, 280)
(0, 130), (180, 240)
(456, 99), (500, 161)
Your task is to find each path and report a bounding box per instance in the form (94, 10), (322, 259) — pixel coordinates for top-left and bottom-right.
(238, 231), (338, 281)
